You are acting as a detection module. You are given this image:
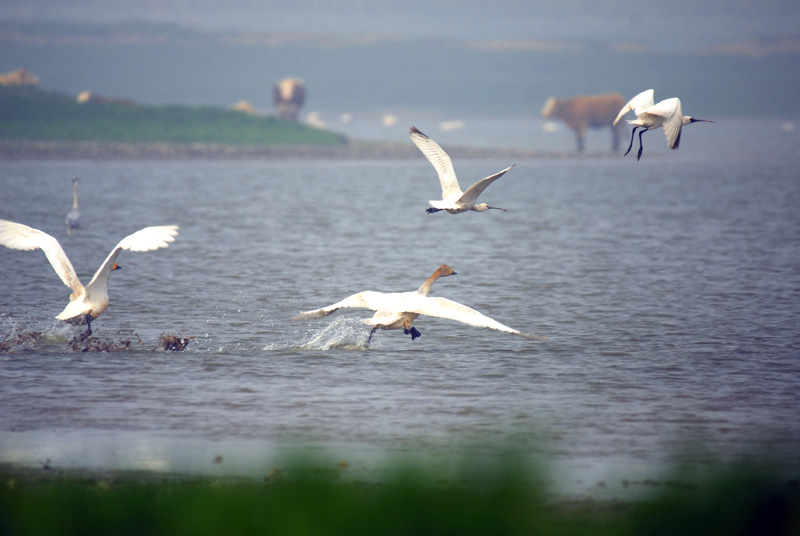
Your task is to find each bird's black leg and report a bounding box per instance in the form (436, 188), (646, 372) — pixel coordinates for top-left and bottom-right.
(79, 313), (93, 342)
(425, 207), (441, 214)
(403, 327), (421, 340)
(624, 127), (638, 156)
(366, 326), (378, 347)
(636, 129), (646, 161)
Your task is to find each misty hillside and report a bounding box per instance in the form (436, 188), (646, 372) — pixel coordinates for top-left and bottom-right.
(1, 21), (798, 119)
(0, 87), (347, 145)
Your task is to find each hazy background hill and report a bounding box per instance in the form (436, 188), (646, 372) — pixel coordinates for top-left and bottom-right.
(1, 20), (798, 127)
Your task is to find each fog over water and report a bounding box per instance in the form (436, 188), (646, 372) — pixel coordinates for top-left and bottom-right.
(3, 0), (800, 50)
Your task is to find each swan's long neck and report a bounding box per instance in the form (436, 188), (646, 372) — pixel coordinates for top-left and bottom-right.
(72, 182), (79, 209)
(417, 267), (446, 296)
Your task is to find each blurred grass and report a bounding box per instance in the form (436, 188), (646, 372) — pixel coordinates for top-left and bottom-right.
(626, 464), (800, 536)
(0, 88), (347, 145)
(1, 456), (798, 536)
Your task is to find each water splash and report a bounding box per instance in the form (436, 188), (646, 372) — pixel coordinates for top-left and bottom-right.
(299, 317), (373, 351)
(0, 315), (69, 353)
(0, 315), (152, 353)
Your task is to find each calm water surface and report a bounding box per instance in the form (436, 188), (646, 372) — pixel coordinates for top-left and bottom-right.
(1, 118), (799, 497)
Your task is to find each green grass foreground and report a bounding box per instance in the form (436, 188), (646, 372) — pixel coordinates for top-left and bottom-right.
(0, 89), (347, 146)
(1, 459), (798, 536)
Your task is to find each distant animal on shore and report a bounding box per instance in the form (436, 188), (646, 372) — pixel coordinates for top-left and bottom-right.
(541, 93), (627, 153)
(273, 77), (306, 121)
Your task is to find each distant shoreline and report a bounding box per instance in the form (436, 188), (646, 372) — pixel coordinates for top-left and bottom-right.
(0, 140), (571, 160)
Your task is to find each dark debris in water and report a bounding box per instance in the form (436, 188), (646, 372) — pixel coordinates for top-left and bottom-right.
(158, 334), (193, 352)
(0, 327), (195, 353)
(70, 330), (144, 352)
(0, 330), (44, 352)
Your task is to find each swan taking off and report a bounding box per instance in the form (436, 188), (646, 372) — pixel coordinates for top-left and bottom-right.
(65, 177), (80, 235)
(0, 219), (178, 339)
(293, 264), (542, 344)
(410, 126), (514, 214)
(613, 89), (714, 160)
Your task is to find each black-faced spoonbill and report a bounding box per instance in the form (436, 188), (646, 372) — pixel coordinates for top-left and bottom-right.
(65, 177), (80, 235)
(293, 264), (543, 345)
(613, 89), (714, 160)
(410, 126), (515, 214)
(0, 219), (178, 339)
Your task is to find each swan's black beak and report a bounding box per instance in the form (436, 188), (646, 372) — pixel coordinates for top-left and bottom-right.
(112, 263), (121, 271)
(690, 118), (715, 123)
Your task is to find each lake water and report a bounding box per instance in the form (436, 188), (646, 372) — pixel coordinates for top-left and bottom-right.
(1, 117), (799, 498)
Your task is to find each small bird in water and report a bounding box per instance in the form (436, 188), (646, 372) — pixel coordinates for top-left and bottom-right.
(65, 177), (80, 235)
(0, 219), (178, 340)
(293, 264), (543, 345)
(410, 126), (514, 214)
(613, 89), (714, 160)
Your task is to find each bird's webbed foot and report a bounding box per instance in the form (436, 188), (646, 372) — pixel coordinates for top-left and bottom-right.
(425, 207), (441, 214)
(404, 327), (421, 340)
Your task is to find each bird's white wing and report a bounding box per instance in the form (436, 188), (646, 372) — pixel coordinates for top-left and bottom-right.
(409, 126), (462, 199)
(614, 89), (655, 125)
(459, 164), (515, 206)
(408, 296), (543, 339)
(293, 291), (390, 320)
(86, 225), (179, 288)
(647, 98), (683, 149)
(117, 225), (179, 252)
(0, 218), (83, 292)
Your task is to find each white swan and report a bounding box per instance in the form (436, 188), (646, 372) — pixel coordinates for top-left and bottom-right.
(0, 219), (178, 338)
(410, 126), (515, 214)
(293, 264), (543, 344)
(65, 177), (80, 235)
(613, 89), (714, 160)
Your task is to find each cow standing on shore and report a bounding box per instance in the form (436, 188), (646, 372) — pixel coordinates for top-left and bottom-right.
(541, 93), (627, 153)
(273, 78), (306, 121)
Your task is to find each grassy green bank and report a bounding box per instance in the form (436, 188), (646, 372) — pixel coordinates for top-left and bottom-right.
(1, 458), (798, 535)
(0, 89), (347, 146)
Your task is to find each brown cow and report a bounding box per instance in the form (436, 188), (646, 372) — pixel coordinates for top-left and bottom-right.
(273, 77), (306, 121)
(541, 93), (627, 153)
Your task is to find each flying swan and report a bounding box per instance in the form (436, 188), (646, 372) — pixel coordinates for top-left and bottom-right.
(293, 264), (543, 344)
(613, 89), (714, 160)
(410, 126), (515, 214)
(0, 219), (179, 338)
